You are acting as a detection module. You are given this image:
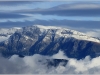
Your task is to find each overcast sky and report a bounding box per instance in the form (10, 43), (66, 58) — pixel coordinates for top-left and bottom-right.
(0, 1), (100, 31)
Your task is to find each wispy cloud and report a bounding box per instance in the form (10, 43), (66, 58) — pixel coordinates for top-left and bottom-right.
(14, 3), (100, 17)
(0, 1), (100, 31)
(0, 12), (29, 19)
(0, 19), (100, 28)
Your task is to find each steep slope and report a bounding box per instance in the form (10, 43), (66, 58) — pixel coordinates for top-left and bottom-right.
(0, 25), (100, 59)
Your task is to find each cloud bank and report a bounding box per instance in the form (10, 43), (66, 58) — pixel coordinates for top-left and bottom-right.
(85, 30), (100, 38)
(0, 50), (100, 74)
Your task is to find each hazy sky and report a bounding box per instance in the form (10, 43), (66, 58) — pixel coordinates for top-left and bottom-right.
(0, 1), (100, 30)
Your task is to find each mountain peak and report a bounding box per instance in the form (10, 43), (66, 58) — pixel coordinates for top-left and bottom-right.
(33, 25), (63, 29)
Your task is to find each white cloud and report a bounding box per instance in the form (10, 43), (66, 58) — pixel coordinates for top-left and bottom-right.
(1, 50), (100, 74)
(86, 31), (100, 37)
(85, 29), (100, 38)
(51, 50), (69, 60)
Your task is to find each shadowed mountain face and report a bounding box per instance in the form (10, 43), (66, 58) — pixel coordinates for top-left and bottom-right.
(38, 59), (68, 68)
(0, 25), (100, 59)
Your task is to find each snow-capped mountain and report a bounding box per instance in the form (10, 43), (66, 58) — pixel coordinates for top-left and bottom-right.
(0, 25), (100, 59)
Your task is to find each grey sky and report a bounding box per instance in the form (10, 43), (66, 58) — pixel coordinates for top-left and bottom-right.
(0, 1), (100, 30)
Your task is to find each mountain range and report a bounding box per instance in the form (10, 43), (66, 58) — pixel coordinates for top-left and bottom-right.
(0, 25), (100, 59)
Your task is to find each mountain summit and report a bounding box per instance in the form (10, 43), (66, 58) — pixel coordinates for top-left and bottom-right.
(0, 25), (100, 59)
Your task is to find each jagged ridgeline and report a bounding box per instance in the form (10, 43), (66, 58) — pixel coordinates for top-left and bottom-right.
(0, 25), (100, 59)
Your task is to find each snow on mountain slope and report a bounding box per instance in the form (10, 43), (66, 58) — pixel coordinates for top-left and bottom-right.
(30, 25), (100, 43)
(0, 25), (99, 43)
(0, 27), (21, 42)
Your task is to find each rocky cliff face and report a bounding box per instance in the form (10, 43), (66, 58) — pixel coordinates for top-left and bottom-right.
(0, 25), (100, 59)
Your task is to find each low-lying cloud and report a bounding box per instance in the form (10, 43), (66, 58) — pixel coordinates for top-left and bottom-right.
(82, 29), (100, 38)
(0, 50), (100, 74)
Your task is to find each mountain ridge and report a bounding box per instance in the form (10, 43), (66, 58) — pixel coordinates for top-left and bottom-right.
(16, 25), (100, 43)
(0, 25), (100, 59)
